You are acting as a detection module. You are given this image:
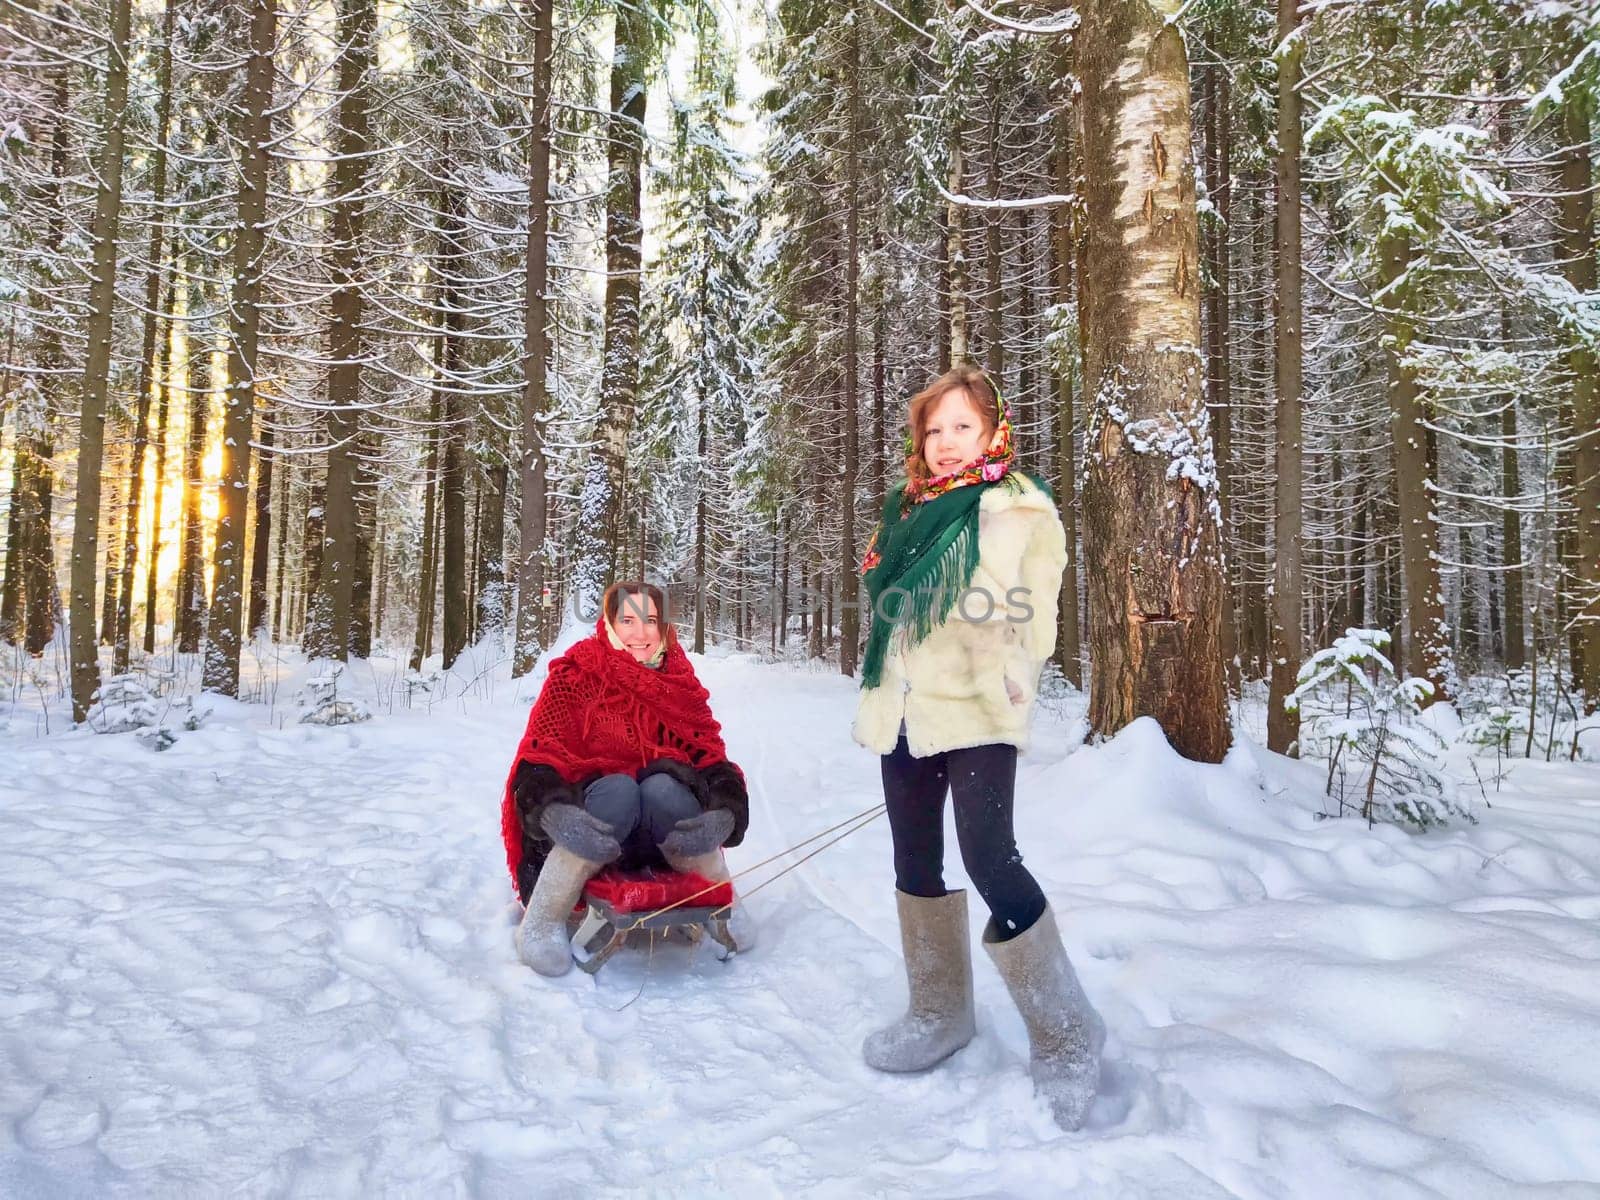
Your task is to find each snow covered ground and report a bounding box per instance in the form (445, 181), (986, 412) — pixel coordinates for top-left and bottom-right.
(3, 642), (1599, 1197)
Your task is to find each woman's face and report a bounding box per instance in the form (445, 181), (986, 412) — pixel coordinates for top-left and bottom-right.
(614, 593), (664, 662)
(922, 388), (991, 478)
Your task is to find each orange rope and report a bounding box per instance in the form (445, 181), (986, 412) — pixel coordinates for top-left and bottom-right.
(635, 803), (887, 924)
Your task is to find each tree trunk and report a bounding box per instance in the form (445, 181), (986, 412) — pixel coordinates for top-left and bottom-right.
(438, 181), (470, 669)
(304, 0), (374, 662)
(144, 271), (178, 654)
(475, 462), (507, 641)
(100, 447), (122, 645)
(872, 230), (888, 513)
(1381, 226), (1451, 699)
(948, 125), (968, 363)
(1560, 88), (1599, 710)
(203, 0), (277, 695)
(513, 0), (555, 675)
(984, 99), (1004, 381)
(115, 0), (178, 670)
(248, 406), (274, 640)
(68, 0), (135, 720)
(349, 435), (377, 658)
(1078, 0), (1230, 762)
(1, 441), (23, 642)
(694, 373), (708, 654)
(1267, 0), (1304, 754)
(573, 2), (648, 617)
(1052, 105), (1082, 687)
(272, 431), (290, 644)
(411, 384), (442, 672)
(374, 514), (387, 645)
(301, 480), (325, 642)
(1203, 63), (1239, 691)
(176, 323), (210, 654)
(21, 435), (56, 657)
(840, 12), (861, 678)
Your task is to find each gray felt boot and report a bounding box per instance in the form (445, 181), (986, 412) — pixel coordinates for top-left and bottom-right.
(517, 845), (604, 977)
(863, 889), (976, 1073)
(661, 847), (756, 951)
(983, 902), (1105, 1130)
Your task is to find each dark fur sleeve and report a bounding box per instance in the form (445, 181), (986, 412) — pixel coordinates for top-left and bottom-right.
(699, 761), (749, 848)
(512, 762), (582, 839)
(510, 762), (585, 903)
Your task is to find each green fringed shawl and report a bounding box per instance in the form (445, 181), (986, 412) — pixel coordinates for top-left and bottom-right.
(860, 477), (996, 691)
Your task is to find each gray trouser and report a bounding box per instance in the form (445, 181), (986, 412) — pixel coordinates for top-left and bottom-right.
(584, 772), (702, 862)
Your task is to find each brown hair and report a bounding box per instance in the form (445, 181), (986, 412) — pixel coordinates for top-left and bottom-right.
(904, 364), (1000, 487)
(602, 580), (676, 647)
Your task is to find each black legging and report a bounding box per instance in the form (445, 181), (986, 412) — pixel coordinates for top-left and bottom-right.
(881, 734), (1047, 940)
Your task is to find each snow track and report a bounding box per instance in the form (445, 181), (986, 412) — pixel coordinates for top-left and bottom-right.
(3, 651), (1599, 1197)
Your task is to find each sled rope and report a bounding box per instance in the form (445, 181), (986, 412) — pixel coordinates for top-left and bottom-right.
(636, 802), (887, 923)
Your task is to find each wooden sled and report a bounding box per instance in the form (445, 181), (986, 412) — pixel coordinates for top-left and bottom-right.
(570, 863), (740, 975)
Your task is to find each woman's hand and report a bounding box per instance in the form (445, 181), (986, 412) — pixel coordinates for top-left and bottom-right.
(1005, 676), (1023, 705)
(539, 803), (622, 864)
(662, 808), (736, 859)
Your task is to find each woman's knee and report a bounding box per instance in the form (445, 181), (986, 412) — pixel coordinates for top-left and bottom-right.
(584, 773), (642, 837)
(639, 771), (701, 841)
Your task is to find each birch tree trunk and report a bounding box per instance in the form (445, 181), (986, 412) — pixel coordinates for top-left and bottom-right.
(1078, 0), (1230, 762)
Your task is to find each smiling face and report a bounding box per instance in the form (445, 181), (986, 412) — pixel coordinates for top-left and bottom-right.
(612, 592), (664, 663)
(921, 387), (992, 478)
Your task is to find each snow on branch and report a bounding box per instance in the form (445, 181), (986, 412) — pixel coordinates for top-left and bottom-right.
(957, 0), (1080, 36)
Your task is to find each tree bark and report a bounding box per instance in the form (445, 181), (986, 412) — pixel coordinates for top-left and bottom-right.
(144, 270), (177, 654)
(100, 448), (122, 645)
(68, 0), (135, 720)
(1382, 227), (1450, 698)
(840, 10), (861, 678)
(475, 461), (507, 641)
(573, 1), (649, 617)
(1267, 0), (1304, 754)
(438, 181), (469, 669)
(115, 0), (178, 670)
(248, 405), (274, 639)
(305, 0), (375, 662)
(1052, 104), (1082, 687)
(1203, 63), (1239, 690)
(948, 125), (968, 363)
(512, 0), (555, 675)
(202, 0), (277, 695)
(410, 382), (442, 672)
(350, 434), (376, 658)
(176, 321), (210, 655)
(1078, 0), (1230, 762)
(1560, 88), (1599, 710)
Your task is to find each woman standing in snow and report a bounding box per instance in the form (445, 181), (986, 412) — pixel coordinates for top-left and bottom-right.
(854, 364), (1105, 1130)
(501, 581), (749, 977)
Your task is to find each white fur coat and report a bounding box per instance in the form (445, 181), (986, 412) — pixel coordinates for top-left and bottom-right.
(853, 474), (1067, 757)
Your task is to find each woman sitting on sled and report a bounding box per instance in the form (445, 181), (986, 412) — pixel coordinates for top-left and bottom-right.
(501, 580), (750, 977)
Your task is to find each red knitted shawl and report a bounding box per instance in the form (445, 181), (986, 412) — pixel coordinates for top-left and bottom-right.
(501, 618), (734, 883)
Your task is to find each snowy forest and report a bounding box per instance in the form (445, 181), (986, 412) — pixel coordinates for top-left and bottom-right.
(1, 0), (1596, 745)
(3, 0), (1600, 1194)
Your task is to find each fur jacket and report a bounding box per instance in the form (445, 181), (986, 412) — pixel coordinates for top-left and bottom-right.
(852, 473), (1066, 757)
